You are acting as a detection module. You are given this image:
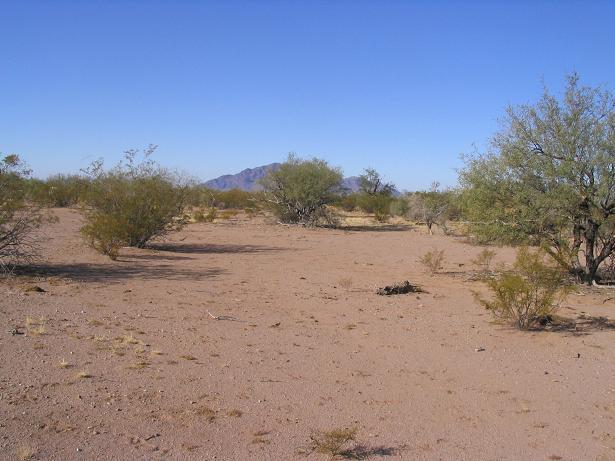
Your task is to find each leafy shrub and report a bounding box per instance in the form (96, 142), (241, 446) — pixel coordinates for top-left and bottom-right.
(475, 247), (569, 330)
(81, 146), (189, 259)
(28, 174), (89, 207)
(419, 248), (445, 274)
(0, 155), (43, 270)
(215, 189), (255, 209)
(459, 74), (614, 284)
(471, 248), (497, 273)
(193, 208), (217, 223)
(389, 198), (409, 217)
(260, 154), (343, 225)
(334, 193), (359, 212)
(357, 193), (393, 218)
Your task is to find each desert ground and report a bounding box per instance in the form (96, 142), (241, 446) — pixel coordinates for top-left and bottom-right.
(1, 208), (614, 461)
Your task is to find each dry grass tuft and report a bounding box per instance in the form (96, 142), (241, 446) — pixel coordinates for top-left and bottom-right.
(419, 248), (445, 274)
(338, 277), (353, 289)
(59, 359), (71, 369)
(310, 427), (357, 459)
(76, 371), (92, 379)
(16, 446), (36, 460)
(26, 316), (46, 335)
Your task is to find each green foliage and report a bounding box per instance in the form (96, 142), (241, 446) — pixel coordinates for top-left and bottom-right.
(334, 193), (359, 212)
(419, 248), (445, 274)
(0, 155), (42, 269)
(389, 197), (409, 217)
(471, 248), (497, 273)
(357, 193), (393, 218)
(358, 168), (395, 196)
(192, 207), (217, 223)
(185, 186), (260, 211)
(27, 174), (90, 207)
(260, 154), (343, 225)
(81, 146), (189, 259)
(460, 74), (615, 283)
(475, 247), (569, 330)
(309, 427), (357, 459)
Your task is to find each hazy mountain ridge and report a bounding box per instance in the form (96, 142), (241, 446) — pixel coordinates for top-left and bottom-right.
(204, 165), (395, 195)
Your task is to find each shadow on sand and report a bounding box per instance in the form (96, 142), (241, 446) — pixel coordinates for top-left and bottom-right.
(531, 315), (615, 335)
(12, 262), (224, 283)
(339, 444), (405, 459)
(328, 224), (413, 233)
(146, 243), (289, 254)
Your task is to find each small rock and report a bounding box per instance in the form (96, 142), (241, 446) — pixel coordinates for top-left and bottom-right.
(475, 347), (486, 352)
(25, 285), (46, 293)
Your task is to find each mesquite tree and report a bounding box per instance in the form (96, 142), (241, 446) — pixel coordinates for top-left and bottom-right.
(460, 74), (614, 284)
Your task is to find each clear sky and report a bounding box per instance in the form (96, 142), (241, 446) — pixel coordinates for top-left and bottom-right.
(1, 0), (613, 190)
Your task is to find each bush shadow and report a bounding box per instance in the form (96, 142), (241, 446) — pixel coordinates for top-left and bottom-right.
(340, 444), (405, 459)
(329, 224), (413, 233)
(12, 262), (224, 283)
(146, 243), (289, 254)
(534, 315), (615, 335)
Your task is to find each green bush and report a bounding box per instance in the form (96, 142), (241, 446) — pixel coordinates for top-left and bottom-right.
(389, 198), (409, 217)
(44, 175), (89, 207)
(81, 146), (189, 259)
(475, 247), (569, 330)
(260, 154), (343, 225)
(0, 155), (43, 269)
(334, 193), (359, 212)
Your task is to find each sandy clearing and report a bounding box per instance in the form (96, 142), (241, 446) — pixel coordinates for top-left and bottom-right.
(1, 208), (614, 460)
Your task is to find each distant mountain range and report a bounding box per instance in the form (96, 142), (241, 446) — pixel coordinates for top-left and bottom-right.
(203, 163), (365, 193)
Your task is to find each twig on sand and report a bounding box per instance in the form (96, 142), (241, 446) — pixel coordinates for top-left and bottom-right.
(207, 311), (241, 321)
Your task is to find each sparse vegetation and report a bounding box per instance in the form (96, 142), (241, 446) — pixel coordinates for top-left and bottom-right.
(25, 316), (46, 335)
(260, 154), (343, 225)
(0, 154), (44, 270)
(460, 74), (615, 284)
(80, 146), (190, 259)
(420, 248), (445, 274)
(407, 182), (459, 235)
(28, 174), (89, 207)
(472, 248), (497, 274)
(475, 247), (569, 330)
(309, 427), (357, 459)
(16, 446), (36, 460)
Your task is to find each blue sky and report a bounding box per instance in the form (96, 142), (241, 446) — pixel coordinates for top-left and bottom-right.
(1, 0), (613, 190)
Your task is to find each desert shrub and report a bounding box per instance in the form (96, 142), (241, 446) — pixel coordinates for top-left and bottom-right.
(218, 209), (239, 220)
(356, 193), (393, 217)
(0, 155), (43, 270)
(475, 247), (569, 330)
(309, 427), (357, 459)
(28, 174), (89, 207)
(215, 189), (255, 209)
(407, 183), (459, 234)
(192, 207), (217, 223)
(389, 197), (409, 217)
(334, 193), (359, 212)
(472, 248), (497, 273)
(420, 248), (445, 274)
(459, 74), (614, 284)
(260, 154), (343, 225)
(81, 146), (189, 259)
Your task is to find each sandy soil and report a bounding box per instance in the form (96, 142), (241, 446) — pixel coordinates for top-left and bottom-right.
(1, 208), (614, 461)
